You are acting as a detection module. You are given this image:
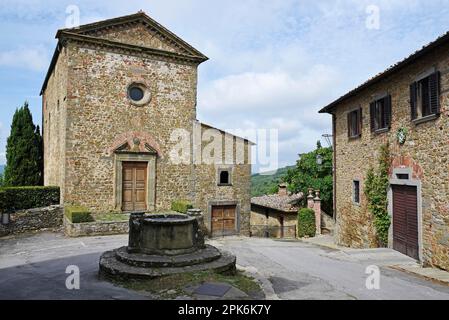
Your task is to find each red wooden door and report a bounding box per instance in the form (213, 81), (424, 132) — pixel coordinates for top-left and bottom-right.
(122, 162), (147, 212)
(392, 185), (419, 260)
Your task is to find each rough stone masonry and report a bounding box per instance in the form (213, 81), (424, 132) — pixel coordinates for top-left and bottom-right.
(41, 12), (252, 236)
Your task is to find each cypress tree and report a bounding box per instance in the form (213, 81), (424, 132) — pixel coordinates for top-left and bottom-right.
(4, 102), (43, 186)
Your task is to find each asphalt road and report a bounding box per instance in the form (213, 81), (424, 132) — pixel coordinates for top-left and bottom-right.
(0, 232), (448, 300)
(210, 237), (449, 300)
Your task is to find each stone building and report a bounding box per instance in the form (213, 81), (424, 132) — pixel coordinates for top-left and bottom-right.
(40, 12), (253, 237)
(320, 31), (449, 270)
(250, 184), (302, 239)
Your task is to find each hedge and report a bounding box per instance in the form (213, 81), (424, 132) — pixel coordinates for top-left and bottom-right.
(298, 208), (316, 238)
(65, 206), (94, 223)
(171, 200), (193, 214)
(0, 186), (60, 212)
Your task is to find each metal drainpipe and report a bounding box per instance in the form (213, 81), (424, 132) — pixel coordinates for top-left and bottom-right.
(332, 113), (337, 221)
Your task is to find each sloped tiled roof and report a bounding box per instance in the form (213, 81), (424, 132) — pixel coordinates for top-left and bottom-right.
(251, 192), (303, 213)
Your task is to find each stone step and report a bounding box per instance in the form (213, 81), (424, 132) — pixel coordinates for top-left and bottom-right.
(99, 250), (236, 280)
(114, 245), (222, 268)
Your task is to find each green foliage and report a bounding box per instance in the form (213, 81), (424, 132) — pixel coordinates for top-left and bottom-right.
(171, 200), (193, 214)
(0, 186), (60, 212)
(4, 102), (43, 187)
(65, 206), (94, 223)
(284, 141), (333, 215)
(297, 208), (316, 238)
(0, 173), (4, 188)
(365, 144), (391, 247)
(251, 166), (294, 197)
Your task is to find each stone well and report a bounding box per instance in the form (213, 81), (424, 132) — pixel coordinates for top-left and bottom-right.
(99, 212), (236, 280)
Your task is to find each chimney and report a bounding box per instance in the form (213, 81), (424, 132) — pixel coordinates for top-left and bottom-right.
(278, 183), (288, 196)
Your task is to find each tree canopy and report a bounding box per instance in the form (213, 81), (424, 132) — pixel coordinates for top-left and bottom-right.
(3, 102), (43, 186)
(284, 141), (333, 215)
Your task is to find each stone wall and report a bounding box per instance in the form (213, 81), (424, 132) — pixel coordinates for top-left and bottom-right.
(250, 206), (297, 239)
(333, 41), (449, 270)
(64, 217), (128, 238)
(0, 206), (63, 237)
(84, 22), (185, 55)
(62, 43), (197, 212)
(43, 47), (68, 201)
(194, 123), (252, 236)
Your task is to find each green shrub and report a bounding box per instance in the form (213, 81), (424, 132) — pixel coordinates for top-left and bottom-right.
(171, 200), (193, 214)
(0, 186), (60, 212)
(65, 206), (94, 223)
(297, 208), (316, 238)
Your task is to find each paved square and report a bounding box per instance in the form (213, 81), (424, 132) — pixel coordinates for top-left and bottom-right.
(1, 232), (448, 300)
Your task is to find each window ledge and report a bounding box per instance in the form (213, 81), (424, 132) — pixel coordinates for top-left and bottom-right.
(218, 184), (233, 187)
(348, 134), (361, 140)
(413, 114), (439, 125)
(374, 128), (389, 135)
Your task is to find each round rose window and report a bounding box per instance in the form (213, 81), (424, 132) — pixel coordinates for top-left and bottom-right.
(128, 86), (145, 102)
(127, 82), (151, 106)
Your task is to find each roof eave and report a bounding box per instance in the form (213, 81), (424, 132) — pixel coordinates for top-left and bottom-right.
(200, 122), (257, 146)
(40, 30), (209, 95)
(40, 42), (61, 96)
(55, 11), (208, 60)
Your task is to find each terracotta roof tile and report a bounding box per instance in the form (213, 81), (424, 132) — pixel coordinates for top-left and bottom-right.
(251, 192), (303, 213)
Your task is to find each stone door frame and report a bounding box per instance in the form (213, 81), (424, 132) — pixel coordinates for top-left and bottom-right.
(207, 200), (240, 236)
(114, 153), (156, 212)
(388, 167), (423, 263)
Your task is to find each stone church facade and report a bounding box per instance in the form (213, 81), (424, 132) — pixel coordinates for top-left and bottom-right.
(40, 12), (252, 236)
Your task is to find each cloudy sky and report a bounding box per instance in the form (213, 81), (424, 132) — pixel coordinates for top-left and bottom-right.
(1, 0), (449, 171)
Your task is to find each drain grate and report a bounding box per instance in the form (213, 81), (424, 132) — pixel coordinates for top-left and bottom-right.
(194, 283), (232, 297)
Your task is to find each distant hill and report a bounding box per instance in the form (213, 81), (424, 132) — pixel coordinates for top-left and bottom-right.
(0, 165), (4, 175)
(251, 165), (295, 197)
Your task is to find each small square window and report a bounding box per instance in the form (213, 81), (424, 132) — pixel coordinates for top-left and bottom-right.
(353, 180), (360, 204)
(218, 170), (231, 186)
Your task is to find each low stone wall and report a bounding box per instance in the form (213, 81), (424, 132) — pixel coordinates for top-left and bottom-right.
(64, 217), (129, 237)
(321, 212), (335, 234)
(0, 205), (63, 237)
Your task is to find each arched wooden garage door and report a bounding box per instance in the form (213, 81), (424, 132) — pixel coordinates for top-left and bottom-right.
(392, 185), (419, 260)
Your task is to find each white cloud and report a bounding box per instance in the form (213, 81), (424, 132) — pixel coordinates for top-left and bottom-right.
(201, 65), (337, 112)
(0, 46), (49, 71)
(2, 0), (449, 172)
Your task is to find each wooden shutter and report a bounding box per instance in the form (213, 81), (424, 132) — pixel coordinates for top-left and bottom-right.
(384, 95), (392, 128)
(358, 107), (363, 136)
(347, 112), (351, 137)
(429, 71), (440, 115)
(370, 102), (376, 132)
(410, 82), (417, 120)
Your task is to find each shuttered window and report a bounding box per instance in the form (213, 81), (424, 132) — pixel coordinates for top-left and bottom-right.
(347, 108), (362, 139)
(410, 71), (440, 121)
(370, 95), (392, 132)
